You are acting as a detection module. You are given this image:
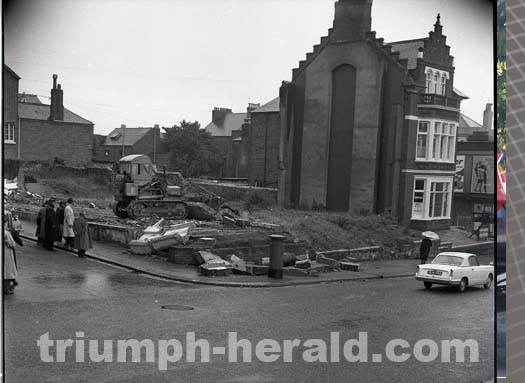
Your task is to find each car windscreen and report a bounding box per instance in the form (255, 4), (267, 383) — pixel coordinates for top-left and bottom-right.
(432, 255), (463, 266)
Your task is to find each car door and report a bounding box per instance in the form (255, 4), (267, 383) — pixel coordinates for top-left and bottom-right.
(468, 256), (482, 284)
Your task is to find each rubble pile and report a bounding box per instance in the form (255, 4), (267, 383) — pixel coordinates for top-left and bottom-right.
(129, 219), (195, 255)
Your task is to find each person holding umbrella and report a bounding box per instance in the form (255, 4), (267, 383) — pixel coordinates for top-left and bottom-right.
(420, 231), (438, 264)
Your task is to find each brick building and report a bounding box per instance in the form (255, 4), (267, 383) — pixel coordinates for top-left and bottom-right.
(278, 0), (467, 229)
(3, 65), (20, 161)
(249, 97), (280, 187)
(92, 125), (161, 165)
(203, 104), (259, 178)
(11, 74), (94, 166)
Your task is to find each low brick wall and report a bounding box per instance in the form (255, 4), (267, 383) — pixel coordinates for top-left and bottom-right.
(88, 223), (141, 247)
(191, 180), (277, 204)
(168, 242), (308, 265)
(450, 241), (493, 256)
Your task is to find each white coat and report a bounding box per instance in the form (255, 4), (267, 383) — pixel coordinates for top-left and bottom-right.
(4, 229), (18, 280)
(63, 204), (75, 237)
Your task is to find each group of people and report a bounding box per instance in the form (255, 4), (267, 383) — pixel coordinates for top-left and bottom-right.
(3, 197), (94, 295)
(36, 198), (92, 257)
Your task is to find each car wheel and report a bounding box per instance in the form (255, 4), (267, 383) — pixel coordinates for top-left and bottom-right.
(483, 274), (493, 289)
(424, 282), (432, 290)
(458, 278), (468, 293)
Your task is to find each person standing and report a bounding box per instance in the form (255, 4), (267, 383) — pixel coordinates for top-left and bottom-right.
(420, 236), (433, 264)
(55, 201), (65, 245)
(43, 199), (57, 251)
(73, 210), (92, 258)
(36, 202), (48, 246)
(4, 221), (18, 294)
(63, 198), (75, 248)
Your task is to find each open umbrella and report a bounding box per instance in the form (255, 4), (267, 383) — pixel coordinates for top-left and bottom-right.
(422, 231), (440, 240)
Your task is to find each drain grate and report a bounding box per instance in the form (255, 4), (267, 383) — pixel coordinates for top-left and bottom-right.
(161, 304), (194, 311)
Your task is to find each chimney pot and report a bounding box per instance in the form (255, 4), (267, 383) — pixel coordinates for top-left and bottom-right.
(49, 74), (64, 121)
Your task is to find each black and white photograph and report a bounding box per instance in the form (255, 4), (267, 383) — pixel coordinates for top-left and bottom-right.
(2, 0), (496, 382)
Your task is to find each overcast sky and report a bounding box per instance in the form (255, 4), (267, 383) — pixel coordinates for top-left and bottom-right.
(4, 0), (493, 135)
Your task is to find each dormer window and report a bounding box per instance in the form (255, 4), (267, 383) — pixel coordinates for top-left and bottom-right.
(424, 67), (449, 96)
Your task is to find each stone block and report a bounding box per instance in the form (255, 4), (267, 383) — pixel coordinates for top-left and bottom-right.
(340, 262), (360, 272)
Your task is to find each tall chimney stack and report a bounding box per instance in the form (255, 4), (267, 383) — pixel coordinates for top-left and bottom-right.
(482, 103), (493, 132)
(49, 74), (64, 121)
(332, 0), (373, 42)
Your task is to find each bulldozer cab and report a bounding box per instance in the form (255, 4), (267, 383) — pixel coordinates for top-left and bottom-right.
(118, 154), (155, 186)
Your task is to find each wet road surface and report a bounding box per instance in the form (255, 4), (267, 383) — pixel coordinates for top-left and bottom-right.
(4, 242), (494, 382)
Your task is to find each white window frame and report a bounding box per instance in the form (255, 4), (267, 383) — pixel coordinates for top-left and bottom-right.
(424, 67), (449, 96)
(411, 176), (453, 220)
(4, 122), (15, 144)
(415, 118), (457, 163)
(415, 121), (429, 160)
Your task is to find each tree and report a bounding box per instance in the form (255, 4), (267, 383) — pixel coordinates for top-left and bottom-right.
(162, 120), (222, 178)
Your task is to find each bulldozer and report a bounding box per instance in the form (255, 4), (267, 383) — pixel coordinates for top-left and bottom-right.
(109, 154), (224, 220)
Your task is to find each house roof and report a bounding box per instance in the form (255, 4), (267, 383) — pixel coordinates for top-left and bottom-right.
(18, 102), (93, 125)
(389, 39), (425, 70)
(18, 93), (43, 104)
(204, 112), (247, 137)
(252, 97), (280, 114)
(4, 64), (20, 80)
(452, 87), (469, 99)
(119, 154), (151, 163)
(103, 127), (152, 146)
(459, 113), (482, 130)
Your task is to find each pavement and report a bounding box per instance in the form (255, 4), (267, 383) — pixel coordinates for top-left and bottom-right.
(4, 241), (495, 382)
(18, 220), (490, 288)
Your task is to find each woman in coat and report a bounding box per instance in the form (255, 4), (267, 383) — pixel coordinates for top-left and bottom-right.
(4, 221), (18, 294)
(43, 200), (57, 251)
(73, 210), (92, 258)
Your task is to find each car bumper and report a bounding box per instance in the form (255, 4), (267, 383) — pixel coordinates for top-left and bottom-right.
(416, 276), (460, 285)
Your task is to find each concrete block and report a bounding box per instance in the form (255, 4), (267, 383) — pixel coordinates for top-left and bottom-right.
(283, 267), (309, 277)
(317, 254), (338, 266)
(245, 263), (269, 275)
(340, 262), (360, 272)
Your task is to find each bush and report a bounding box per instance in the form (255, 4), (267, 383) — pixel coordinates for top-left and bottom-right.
(24, 174), (37, 183)
(244, 190), (267, 210)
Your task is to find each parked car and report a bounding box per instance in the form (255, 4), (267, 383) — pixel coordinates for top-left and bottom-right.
(415, 252), (494, 292)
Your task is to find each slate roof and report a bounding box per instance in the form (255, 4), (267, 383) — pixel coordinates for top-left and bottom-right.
(252, 97), (280, 114)
(459, 114), (482, 130)
(389, 38), (425, 70)
(103, 127), (152, 146)
(18, 102), (93, 125)
(18, 93), (43, 104)
(204, 112), (247, 137)
(452, 87), (469, 99)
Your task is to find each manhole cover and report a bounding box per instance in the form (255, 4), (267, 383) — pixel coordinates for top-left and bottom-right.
(161, 305), (194, 311)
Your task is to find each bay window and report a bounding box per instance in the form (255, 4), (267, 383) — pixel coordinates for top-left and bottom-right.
(424, 67), (449, 96)
(411, 177), (453, 220)
(416, 119), (456, 162)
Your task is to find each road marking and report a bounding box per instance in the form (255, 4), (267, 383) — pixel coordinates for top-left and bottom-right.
(372, 353), (382, 362)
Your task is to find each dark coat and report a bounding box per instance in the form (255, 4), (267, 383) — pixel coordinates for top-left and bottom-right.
(73, 216), (92, 251)
(56, 206), (65, 240)
(44, 206), (57, 242)
(420, 238), (433, 260)
(36, 206), (47, 239)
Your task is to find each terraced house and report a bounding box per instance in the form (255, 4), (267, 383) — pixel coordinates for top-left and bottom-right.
(278, 0), (467, 230)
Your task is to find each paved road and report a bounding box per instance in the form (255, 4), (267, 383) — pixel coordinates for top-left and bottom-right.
(4, 242), (494, 382)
